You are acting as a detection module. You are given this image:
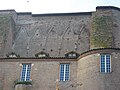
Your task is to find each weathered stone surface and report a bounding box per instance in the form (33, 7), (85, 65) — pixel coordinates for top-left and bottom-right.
(0, 6), (120, 57)
(15, 84), (32, 90)
(0, 16), (15, 57)
(0, 6), (120, 90)
(91, 15), (113, 48)
(77, 51), (120, 90)
(14, 15), (90, 57)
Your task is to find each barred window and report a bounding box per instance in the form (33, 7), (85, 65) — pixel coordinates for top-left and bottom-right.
(60, 64), (70, 81)
(100, 54), (111, 73)
(20, 64), (31, 81)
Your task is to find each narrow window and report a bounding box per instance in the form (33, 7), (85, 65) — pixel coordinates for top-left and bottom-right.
(20, 64), (31, 81)
(60, 64), (70, 81)
(100, 54), (111, 73)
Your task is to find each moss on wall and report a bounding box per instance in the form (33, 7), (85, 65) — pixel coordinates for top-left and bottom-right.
(90, 16), (113, 49)
(0, 16), (11, 42)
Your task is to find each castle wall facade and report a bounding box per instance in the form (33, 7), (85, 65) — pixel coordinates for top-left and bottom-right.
(0, 6), (120, 90)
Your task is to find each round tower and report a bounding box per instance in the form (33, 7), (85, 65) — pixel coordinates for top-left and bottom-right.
(77, 48), (120, 90)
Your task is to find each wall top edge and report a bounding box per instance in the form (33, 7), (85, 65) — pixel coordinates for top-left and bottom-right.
(17, 12), (32, 15)
(0, 9), (15, 12)
(32, 12), (92, 17)
(16, 12), (92, 16)
(96, 6), (120, 11)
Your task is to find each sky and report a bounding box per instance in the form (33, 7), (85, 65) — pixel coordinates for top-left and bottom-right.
(0, 0), (120, 14)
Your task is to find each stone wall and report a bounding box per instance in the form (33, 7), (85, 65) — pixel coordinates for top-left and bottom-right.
(0, 15), (15, 57)
(15, 84), (32, 90)
(90, 8), (113, 49)
(14, 14), (91, 57)
(0, 6), (120, 90)
(1, 6), (120, 57)
(77, 49), (120, 90)
(90, 6), (120, 49)
(77, 53), (100, 90)
(112, 9), (120, 48)
(0, 59), (77, 90)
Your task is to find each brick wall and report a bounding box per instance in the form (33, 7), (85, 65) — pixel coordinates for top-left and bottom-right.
(0, 58), (77, 90)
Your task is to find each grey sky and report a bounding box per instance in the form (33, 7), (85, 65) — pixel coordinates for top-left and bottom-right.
(0, 0), (120, 14)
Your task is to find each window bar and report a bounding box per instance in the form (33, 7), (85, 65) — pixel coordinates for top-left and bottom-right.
(63, 64), (66, 81)
(25, 65), (28, 81)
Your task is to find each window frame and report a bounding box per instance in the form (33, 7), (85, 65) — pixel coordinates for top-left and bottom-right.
(59, 63), (70, 81)
(9, 54), (17, 58)
(35, 51), (49, 58)
(65, 51), (80, 58)
(100, 54), (111, 73)
(6, 52), (20, 58)
(20, 63), (32, 81)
